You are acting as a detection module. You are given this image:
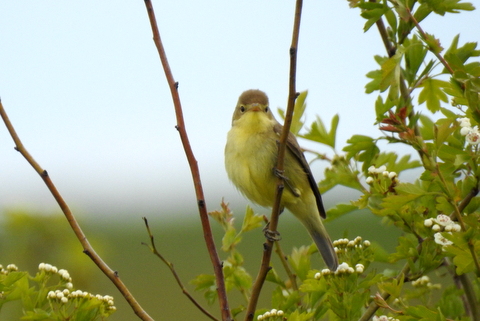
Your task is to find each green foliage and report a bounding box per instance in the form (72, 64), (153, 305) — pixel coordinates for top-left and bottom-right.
(196, 1), (480, 320)
(0, 263), (115, 320)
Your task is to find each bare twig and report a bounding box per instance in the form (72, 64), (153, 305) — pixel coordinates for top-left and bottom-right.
(244, 1), (303, 320)
(142, 217), (219, 321)
(0, 100), (154, 321)
(274, 242), (298, 292)
(142, 1), (231, 320)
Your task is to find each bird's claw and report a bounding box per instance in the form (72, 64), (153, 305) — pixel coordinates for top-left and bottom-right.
(263, 223), (282, 242)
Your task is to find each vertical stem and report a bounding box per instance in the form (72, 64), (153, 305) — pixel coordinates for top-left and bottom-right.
(244, 0), (303, 320)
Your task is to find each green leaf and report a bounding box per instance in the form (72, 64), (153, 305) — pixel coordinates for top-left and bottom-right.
(418, 78), (449, 112)
(420, 0), (475, 15)
(359, 2), (389, 32)
(241, 206), (263, 233)
(301, 114), (339, 149)
(404, 35), (428, 85)
(291, 90), (308, 135)
(222, 225), (238, 251)
(343, 135), (380, 172)
(326, 203), (359, 221)
(289, 246), (311, 281)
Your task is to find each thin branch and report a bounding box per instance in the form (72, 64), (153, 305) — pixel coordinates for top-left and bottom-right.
(244, 0), (303, 320)
(407, 8), (455, 75)
(274, 242), (298, 292)
(142, 217), (219, 321)
(142, 1), (231, 320)
(0, 100), (154, 321)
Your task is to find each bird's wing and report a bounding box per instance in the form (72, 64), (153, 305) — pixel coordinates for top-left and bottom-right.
(273, 123), (327, 219)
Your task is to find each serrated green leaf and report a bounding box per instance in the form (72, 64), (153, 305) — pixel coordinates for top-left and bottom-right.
(241, 206), (263, 233)
(418, 78), (449, 112)
(301, 115), (338, 149)
(291, 90), (308, 135)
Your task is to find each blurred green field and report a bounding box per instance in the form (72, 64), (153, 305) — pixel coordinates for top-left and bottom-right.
(0, 206), (401, 320)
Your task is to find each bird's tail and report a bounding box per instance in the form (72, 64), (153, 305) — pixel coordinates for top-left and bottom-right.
(307, 222), (338, 271)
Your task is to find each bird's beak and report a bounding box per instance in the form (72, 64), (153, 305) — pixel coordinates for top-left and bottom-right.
(249, 103), (261, 112)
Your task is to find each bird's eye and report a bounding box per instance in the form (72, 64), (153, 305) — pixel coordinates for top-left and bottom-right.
(240, 106), (246, 113)
(264, 106), (269, 112)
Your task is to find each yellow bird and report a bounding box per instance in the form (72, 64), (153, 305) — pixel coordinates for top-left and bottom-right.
(225, 89), (338, 270)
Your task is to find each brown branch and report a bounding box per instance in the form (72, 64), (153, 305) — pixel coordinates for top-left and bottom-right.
(244, 0), (303, 320)
(0, 100), (154, 321)
(407, 8), (455, 75)
(142, 1), (231, 320)
(142, 217), (219, 321)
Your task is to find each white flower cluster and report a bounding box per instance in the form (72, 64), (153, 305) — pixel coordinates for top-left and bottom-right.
(424, 214), (461, 232)
(424, 215), (459, 249)
(332, 236), (370, 255)
(459, 117), (480, 145)
(411, 275), (441, 289)
(315, 262), (365, 279)
(47, 289), (116, 310)
(41, 262), (115, 311)
(0, 264), (18, 274)
(366, 165), (398, 184)
(38, 263), (73, 289)
(373, 316), (399, 321)
(257, 309), (284, 320)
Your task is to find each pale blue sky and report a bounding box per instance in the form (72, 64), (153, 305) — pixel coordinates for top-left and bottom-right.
(1, 1), (478, 218)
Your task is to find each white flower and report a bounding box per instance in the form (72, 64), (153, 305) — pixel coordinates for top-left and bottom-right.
(368, 166), (376, 174)
(435, 214), (451, 226)
(366, 176), (374, 184)
(355, 264), (364, 273)
(466, 126), (480, 145)
(377, 165), (387, 173)
(434, 232), (453, 248)
(61, 297), (68, 304)
(363, 240), (371, 247)
(6, 264), (18, 271)
(460, 126), (471, 136)
(424, 218), (433, 227)
(458, 117), (471, 128)
(388, 171), (397, 179)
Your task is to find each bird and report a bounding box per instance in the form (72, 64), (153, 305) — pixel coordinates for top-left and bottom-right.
(225, 89), (338, 271)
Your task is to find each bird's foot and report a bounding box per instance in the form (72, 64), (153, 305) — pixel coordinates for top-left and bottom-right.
(272, 168), (300, 197)
(263, 223), (282, 242)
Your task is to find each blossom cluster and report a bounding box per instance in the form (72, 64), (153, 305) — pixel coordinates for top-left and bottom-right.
(373, 315), (399, 321)
(333, 236), (370, 255)
(315, 262), (365, 279)
(424, 214), (460, 249)
(0, 264), (18, 274)
(39, 262), (73, 289)
(47, 289), (116, 310)
(458, 117), (480, 145)
(257, 308), (284, 320)
(366, 165), (398, 184)
(411, 275), (441, 289)
(424, 214), (461, 233)
(40, 263), (116, 311)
